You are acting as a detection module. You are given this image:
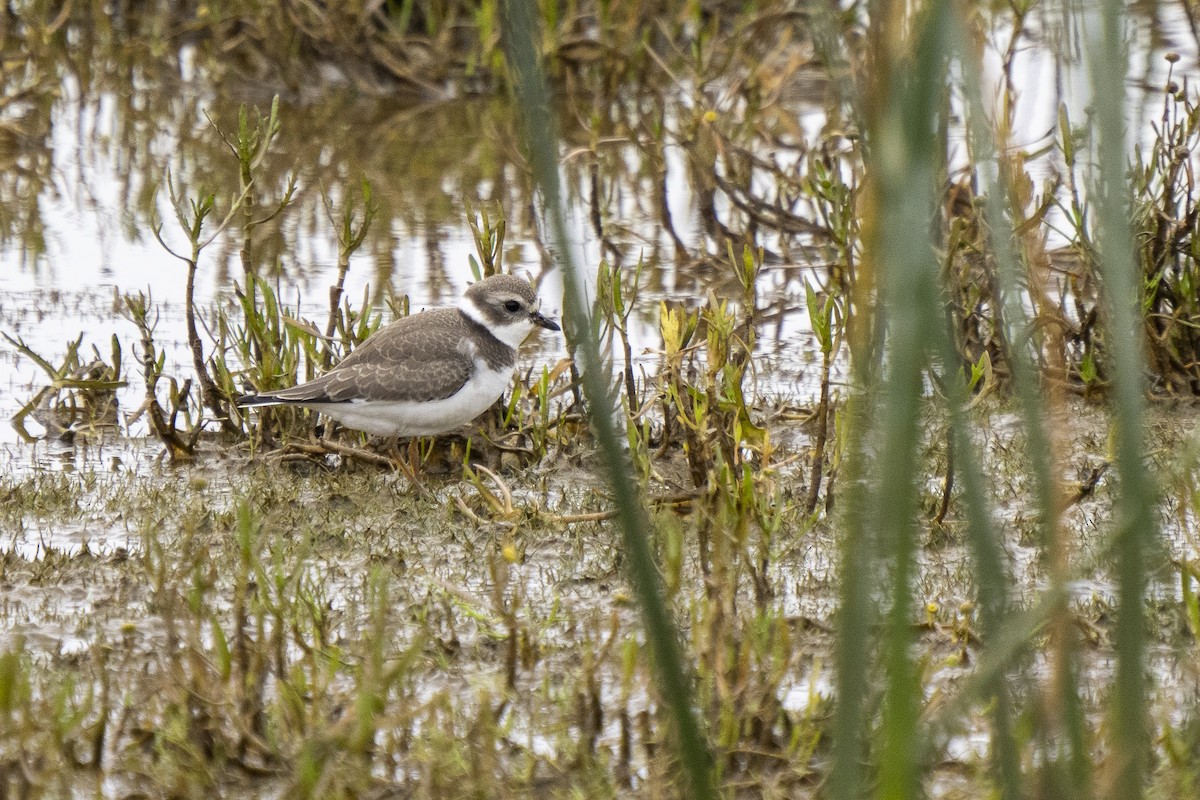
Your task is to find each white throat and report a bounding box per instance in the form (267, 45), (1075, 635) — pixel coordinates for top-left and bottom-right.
(459, 294), (537, 350)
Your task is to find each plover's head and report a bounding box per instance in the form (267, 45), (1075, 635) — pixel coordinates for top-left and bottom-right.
(459, 274), (560, 349)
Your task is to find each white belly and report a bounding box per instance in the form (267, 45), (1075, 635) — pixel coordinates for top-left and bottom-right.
(306, 366), (514, 437)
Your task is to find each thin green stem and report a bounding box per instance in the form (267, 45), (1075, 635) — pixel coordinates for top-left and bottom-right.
(1092, 0), (1155, 797)
(499, 1), (717, 797)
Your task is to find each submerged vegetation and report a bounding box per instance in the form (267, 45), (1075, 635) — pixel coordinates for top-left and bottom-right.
(3, 0), (1200, 798)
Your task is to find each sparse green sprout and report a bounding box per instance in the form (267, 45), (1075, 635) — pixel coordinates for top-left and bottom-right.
(122, 291), (204, 459)
(597, 257), (644, 409)
(728, 241), (763, 322)
(1079, 350), (1098, 387)
(322, 178), (378, 368)
(150, 95), (294, 438)
(805, 282), (839, 357)
(966, 351), (992, 395)
(466, 200), (506, 278)
(2, 331), (125, 440)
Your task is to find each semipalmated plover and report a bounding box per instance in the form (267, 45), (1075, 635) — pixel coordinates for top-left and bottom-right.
(237, 274), (560, 437)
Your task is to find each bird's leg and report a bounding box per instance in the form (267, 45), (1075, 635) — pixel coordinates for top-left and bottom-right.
(318, 413), (337, 444)
(378, 435), (404, 464)
(407, 438), (421, 470)
(385, 436), (434, 498)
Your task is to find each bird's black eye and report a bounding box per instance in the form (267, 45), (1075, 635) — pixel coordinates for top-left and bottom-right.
(504, 300), (521, 313)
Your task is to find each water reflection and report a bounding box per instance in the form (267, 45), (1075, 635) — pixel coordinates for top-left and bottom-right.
(0, 5), (845, 305)
(0, 0), (1195, 461)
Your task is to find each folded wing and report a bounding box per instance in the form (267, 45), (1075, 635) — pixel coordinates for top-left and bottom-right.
(238, 309), (474, 406)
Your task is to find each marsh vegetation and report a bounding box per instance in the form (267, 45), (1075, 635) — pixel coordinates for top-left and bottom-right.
(2, 0), (1200, 798)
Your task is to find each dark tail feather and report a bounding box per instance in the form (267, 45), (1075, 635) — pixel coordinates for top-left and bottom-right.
(236, 394), (283, 408)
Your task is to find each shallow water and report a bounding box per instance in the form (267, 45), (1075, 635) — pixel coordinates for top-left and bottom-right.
(1, 5), (1200, 797)
(1, 1), (1194, 477)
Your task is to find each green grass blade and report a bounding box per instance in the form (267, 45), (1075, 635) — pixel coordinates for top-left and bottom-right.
(498, 1), (717, 797)
(949, 19), (1091, 799)
(828, 388), (877, 800)
(864, 1), (954, 797)
(1091, 0), (1156, 796)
